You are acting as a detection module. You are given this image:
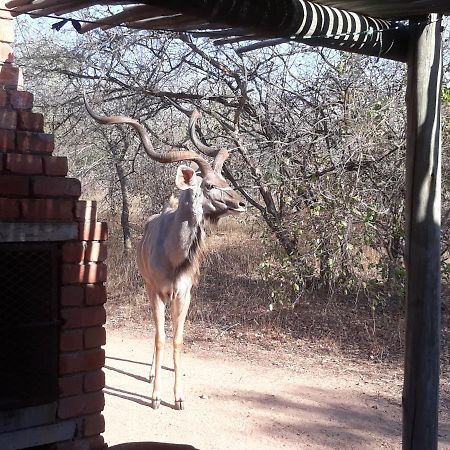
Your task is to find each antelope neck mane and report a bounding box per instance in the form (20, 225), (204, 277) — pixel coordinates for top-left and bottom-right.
(174, 222), (205, 283)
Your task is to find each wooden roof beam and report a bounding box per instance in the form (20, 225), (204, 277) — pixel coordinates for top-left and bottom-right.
(78, 4), (172, 33)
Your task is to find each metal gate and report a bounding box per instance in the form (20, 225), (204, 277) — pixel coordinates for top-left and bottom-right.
(0, 243), (59, 410)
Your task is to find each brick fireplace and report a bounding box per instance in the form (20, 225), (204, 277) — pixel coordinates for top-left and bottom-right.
(0, 5), (107, 450)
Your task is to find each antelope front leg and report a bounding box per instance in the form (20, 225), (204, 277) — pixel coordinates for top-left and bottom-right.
(171, 290), (191, 410)
(150, 293), (166, 409)
(149, 343), (156, 383)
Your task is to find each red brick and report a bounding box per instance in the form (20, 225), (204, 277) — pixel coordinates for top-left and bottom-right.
(0, 197), (19, 219)
(61, 307), (83, 329)
(61, 286), (84, 306)
(43, 156), (68, 176)
(57, 391), (105, 419)
(0, 109), (16, 129)
(82, 414), (105, 437)
(59, 349), (105, 376)
(84, 327), (106, 349)
(83, 307), (106, 328)
(52, 442), (88, 450)
(85, 242), (107, 262)
(63, 242), (107, 263)
(0, 128), (15, 151)
(78, 222), (108, 241)
(85, 285), (107, 306)
(58, 375), (83, 397)
(0, 63), (20, 88)
(84, 391), (105, 415)
(0, 89), (9, 108)
(5, 154), (42, 174)
(83, 435), (105, 450)
(61, 285), (84, 306)
(93, 436), (106, 450)
(63, 242), (86, 263)
(57, 436), (105, 450)
(32, 176), (81, 197)
(60, 329), (83, 352)
(75, 201), (97, 222)
(21, 198), (74, 220)
(0, 174), (29, 195)
(9, 90), (33, 110)
(84, 370), (105, 393)
(17, 111), (44, 131)
(58, 394), (85, 418)
(61, 306), (106, 329)
(62, 263), (107, 284)
(0, 42), (13, 63)
(16, 130), (54, 153)
(0, 90), (7, 108)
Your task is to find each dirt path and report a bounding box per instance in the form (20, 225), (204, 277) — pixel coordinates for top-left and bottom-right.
(103, 327), (449, 450)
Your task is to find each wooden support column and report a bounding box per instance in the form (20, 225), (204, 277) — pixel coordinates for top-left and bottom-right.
(403, 14), (442, 450)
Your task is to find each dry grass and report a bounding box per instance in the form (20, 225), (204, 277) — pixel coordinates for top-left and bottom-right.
(105, 216), (449, 369)
(105, 227), (149, 326)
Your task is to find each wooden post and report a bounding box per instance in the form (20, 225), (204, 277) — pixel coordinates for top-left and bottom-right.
(403, 14), (442, 449)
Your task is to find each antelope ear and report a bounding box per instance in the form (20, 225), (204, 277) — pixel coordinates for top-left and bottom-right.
(175, 165), (198, 190)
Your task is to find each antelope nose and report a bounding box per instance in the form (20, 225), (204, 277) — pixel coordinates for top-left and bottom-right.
(239, 201), (246, 208)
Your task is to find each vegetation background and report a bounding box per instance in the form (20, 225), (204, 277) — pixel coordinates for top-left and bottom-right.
(14, 11), (449, 371)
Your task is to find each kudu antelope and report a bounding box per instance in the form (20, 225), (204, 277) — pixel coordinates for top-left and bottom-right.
(84, 96), (246, 410)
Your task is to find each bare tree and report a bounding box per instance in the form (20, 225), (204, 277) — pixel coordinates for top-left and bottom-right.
(15, 15), (450, 307)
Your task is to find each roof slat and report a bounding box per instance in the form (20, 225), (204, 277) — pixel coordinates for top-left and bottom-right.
(12, 0), (55, 13)
(24, 0), (97, 17)
(126, 15), (208, 31)
(52, 1), (130, 16)
(78, 4), (171, 33)
(6, 0), (33, 8)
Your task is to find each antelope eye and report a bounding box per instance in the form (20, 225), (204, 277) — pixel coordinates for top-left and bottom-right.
(204, 182), (214, 191)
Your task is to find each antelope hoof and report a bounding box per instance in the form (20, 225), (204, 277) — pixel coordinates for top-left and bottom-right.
(151, 398), (161, 409)
(174, 399), (184, 410)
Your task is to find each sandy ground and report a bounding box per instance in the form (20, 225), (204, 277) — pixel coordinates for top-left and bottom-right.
(103, 327), (449, 450)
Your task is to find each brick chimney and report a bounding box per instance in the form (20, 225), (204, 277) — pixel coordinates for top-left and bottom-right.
(0, 3), (108, 450)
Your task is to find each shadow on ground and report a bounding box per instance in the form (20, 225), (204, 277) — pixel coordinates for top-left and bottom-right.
(219, 386), (402, 447)
(104, 355), (177, 409)
(103, 339), (449, 449)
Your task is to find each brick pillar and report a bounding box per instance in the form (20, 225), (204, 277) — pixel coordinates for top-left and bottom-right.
(0, 4), (107, 450)
(56, 201), (108, 450)
(0, 79), (108, 450)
